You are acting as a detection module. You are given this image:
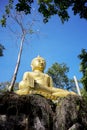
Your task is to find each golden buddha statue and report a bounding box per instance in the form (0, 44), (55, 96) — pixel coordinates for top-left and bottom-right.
(15, 56), (76, 100)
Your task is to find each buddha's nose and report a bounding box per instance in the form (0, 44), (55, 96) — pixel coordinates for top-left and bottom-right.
(41, 62), (43, 65)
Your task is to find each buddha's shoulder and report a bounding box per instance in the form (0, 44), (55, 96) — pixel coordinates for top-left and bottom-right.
(23, 71), (33, 76)
(44, 73), (50, 78)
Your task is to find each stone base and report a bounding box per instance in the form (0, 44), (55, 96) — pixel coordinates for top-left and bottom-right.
(0, 92), (87, 130)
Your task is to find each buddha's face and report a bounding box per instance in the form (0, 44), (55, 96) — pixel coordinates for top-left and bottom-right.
(31, 56), (46, 72)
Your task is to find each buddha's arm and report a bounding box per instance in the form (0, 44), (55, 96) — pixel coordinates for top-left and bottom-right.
(34, 81), (53, 94)
(19, 72), (34, 89)
(49, 76), (54, 88)
(34, 76), (53, 94)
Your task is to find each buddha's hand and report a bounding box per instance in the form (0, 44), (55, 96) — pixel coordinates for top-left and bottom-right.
(34, 81), (52, 94)
(34, 80), (40, 89)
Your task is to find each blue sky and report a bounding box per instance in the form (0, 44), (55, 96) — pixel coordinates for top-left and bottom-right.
(0, 1), (87, 85)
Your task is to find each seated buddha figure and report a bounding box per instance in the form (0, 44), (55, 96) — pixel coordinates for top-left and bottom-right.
(15, 56), (76, 100)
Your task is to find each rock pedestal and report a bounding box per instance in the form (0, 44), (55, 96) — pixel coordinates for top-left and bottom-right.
(0, 92), (87, 130)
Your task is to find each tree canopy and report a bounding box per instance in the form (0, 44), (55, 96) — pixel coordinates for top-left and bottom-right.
(0, 0), (87, 26)
(78, 49), (87, 91)
(46, 62), (76, 91)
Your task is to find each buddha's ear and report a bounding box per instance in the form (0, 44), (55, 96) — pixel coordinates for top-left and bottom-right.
(31, 64), (34, 71)
(31, 64), (32, 68)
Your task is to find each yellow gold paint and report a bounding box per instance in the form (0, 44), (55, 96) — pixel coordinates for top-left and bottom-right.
(15, 56), (76, 100)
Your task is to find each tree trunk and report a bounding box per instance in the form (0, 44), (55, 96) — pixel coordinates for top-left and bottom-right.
(9, 33), (25, 91)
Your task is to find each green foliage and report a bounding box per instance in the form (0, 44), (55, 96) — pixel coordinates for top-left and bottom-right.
(78, 49), (87, 91)
(68, 79), (77, 93)
(16, 0), (33, 14)
(38, 0), (87, 22)
(0, 44), (5, 56)
(0, 82), (10, 93)
(46, 62), (76, 91)
(81, 88), (87, 101)
(38, 0), (71, 23)
(0, 82), (18, 92)
(0, 0), (87, 26)
(0, 0), (13, 27)
(0, 15), (7, 27)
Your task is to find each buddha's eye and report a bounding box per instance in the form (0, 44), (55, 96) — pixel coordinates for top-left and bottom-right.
(37, 59), (41, 62)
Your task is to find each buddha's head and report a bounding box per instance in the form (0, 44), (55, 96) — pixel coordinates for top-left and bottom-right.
(31, 55), (46, 72)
